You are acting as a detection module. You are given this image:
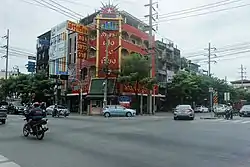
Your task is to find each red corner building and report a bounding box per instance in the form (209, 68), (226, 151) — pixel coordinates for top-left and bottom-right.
(65, 4), (159, 114)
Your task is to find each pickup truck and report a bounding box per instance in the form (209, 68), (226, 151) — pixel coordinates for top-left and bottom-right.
(0, 107), (7, 124)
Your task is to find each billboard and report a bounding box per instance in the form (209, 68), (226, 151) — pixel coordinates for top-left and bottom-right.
(97, 29), (120, 77)
(67, 20), (88, 34)
(49, 21), (68, 60)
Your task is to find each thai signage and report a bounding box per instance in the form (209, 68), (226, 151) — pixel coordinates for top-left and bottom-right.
(77, 33), (88, 59)
(67, 21), (88, 34)
(98, 30), (120, 77)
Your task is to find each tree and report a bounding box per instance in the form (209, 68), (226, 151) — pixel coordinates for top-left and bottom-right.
(118, 53), (156, 114)
(167, 70), (250, 109)
(0, 72), (55, 103)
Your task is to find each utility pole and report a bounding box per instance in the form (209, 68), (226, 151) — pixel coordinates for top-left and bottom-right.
(1, 29), (9, 79)
(205, 42), (216, 116)
(145, 0), (158, 115)
(205, 43), (216, 77)
(239, 64), (247, 88)
(103, 34), (109, 109)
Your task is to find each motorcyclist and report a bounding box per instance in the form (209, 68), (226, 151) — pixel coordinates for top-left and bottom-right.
(52, 104), (58, 117)
(225, 102), (233, 119)
(25, 102), (44, 131)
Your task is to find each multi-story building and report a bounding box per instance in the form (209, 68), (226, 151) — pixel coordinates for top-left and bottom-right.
(70, 4), (157, 114)
(231, 79), (250, 92)
(155, 40), (181, 91)
(36, 31), (51, 75)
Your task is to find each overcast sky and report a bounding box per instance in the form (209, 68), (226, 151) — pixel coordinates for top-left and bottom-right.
(1, 0), (250, 81)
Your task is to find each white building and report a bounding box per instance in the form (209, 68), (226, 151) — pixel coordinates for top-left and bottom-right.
(0, 70), (18, 79)
(230, 79), (250, 92)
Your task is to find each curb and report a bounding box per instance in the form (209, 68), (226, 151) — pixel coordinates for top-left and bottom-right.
(200, 117), (218, 120)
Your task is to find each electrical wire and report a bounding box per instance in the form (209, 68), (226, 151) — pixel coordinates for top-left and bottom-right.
(29, 0), (79, 20)
(157, 3), (250, 23)
(158, 0), (241, 18)
(47, 0), (84, 18)
(140, 0), (242, 21)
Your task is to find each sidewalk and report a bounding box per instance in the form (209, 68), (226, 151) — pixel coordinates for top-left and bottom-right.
(66, 112), (173, 120)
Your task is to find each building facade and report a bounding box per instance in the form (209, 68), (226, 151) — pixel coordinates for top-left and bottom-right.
(37, 4), (171, 113)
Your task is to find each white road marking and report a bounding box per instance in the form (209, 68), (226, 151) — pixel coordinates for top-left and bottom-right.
(232, 120), (242, 123)
(241, 121), (250, 124)
(0, 155), (8, 162)
(0, 162), (21, 167)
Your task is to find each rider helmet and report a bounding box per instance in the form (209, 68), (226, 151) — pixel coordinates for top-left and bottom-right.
(33, 102), (40, 108)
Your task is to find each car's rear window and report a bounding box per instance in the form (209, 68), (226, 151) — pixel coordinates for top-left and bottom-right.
(177, 105), (191, 109)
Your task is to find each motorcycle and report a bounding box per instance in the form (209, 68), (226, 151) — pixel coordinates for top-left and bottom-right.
(23, 118), (49, 140)
(224, 108), (233, 120)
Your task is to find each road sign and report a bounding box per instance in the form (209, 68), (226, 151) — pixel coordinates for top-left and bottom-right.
(27, 61), (36, 72)
(224, 92), (230, 101)
(209, 87), (213, 92)
(28, 56), (36, 60)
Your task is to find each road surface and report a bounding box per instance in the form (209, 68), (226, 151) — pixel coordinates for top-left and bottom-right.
(1, 114), (250, 167)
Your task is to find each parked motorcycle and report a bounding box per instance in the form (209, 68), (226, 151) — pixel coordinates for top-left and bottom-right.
(23, 118), (49, 140)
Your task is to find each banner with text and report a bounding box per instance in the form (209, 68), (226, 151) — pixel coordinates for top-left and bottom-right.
(98, 23), (120, 77)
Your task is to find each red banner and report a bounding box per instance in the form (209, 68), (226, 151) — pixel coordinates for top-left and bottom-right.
(98, 28), (120, 77)
(122, 84), (149, 94)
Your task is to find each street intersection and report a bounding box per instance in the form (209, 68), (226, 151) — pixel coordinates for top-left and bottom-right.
(1, 114), (250, 167)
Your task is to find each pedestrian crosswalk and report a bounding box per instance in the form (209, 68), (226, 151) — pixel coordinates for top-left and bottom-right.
(0, 155), (21, 167)
(191, 118), (250, 124)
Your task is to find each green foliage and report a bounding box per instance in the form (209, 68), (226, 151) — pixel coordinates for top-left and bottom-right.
(118, 53), (157, 114)
(0, 72), (54, 103)
(118, 53), (156, 91)
(167, 71), (249, 107)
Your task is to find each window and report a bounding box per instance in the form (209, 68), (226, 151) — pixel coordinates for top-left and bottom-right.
(69, 38), (72, 54)
(74, 36), (77, 51)
(73, 53), (76, 63)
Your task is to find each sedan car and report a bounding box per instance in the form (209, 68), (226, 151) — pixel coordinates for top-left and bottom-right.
(14, 105), (25, 115)
(174, 105), (195, 120)
(194, 105), (209, 113)
(102, 105), (136, 117)
(46, 105), (70, 116)
(239, 105), (250, 117)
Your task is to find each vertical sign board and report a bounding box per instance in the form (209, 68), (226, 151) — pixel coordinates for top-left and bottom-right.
(224, 92), (230, 101)
(98, 21), (120, 78)
(49, 21), (68, 75)
(66, 21), (89, 94)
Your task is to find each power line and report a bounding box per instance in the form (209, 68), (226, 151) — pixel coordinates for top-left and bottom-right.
(185, 42), (250, 58)
(195, 49), (250, 62)
(29, 0), (79, 20)
(40, 0), (81, 19)
(157, 3), (250, 23)
(158, 0), (241, 18)
(239, 64), (247, 87)
(140, 0), (242, 21)
(47, 0), (84, 18)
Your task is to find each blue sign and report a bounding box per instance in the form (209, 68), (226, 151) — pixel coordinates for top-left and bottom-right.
(101, 21), (119, 31)
(27, 61), (36, 72)
(118, 96), (131, 102)
(39, 39), (50, 46)
(58, 71), (68, 75)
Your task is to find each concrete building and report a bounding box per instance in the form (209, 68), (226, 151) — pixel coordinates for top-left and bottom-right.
(0, 70), (18, 79)
(231, 79), (250, 92)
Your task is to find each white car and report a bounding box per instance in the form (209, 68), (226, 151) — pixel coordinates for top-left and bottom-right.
(194, 106), (209, 113)
(46, 105), (70, 116)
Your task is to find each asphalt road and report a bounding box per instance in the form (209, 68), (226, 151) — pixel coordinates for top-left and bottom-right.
(1, 114), (250, 167)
